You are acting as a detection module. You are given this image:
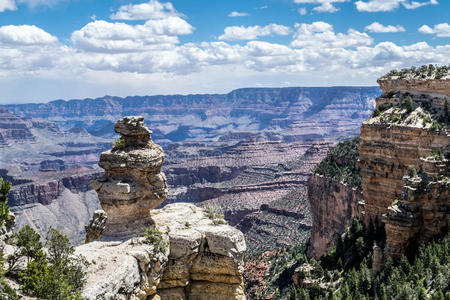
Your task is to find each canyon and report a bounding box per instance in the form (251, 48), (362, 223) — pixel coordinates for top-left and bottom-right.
(1, 86), (379, 251)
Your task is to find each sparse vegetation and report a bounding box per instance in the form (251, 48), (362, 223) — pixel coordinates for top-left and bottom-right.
(381, 64), (450, 80)
(203, 205), (228, 225)
(313, 137), (362, 190)
(407, 165), (417, 178)
(112, 138), (126, 150)
(402, 96), (414, 113)
(0, 177), (11, 227)
(142, 226), (168, 253)
(0, 180), (88, 300)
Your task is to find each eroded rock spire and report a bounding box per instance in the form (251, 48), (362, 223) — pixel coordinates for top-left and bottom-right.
(91, 116), (168, 239)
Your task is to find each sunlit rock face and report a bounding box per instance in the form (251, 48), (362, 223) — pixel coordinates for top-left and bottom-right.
(91, 116), (168, 239)
(359, 75), (449, 258)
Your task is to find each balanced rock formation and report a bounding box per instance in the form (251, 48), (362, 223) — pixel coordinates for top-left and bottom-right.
(91, 116), (168, 239)
(80, 116), (246, 299)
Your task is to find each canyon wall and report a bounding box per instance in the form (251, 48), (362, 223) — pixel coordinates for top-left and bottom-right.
(307, 72), (449, 259)
(307, 174), (363, 259)
(361, 74), (449, 258)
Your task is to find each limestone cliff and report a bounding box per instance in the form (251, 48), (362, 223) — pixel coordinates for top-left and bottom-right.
(78, 116), (247, 300)
(307, 138), (363, 259)
(360, 76), (449, 223)
(360, 66), (449, 258)
(308, 174), (363, 259)
(383, 154), (449, 258)
(308, 65), (449, 260)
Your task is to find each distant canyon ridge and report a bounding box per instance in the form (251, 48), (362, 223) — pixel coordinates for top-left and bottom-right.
(1, 86), (380, 250)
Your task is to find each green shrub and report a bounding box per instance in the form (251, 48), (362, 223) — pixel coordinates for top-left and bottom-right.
(371, 108), (381, 118)
(402, 96), (414, 113)
(313, 137), (362, 190)
(0, 177), (11, 227)
(407, 165), (417, 178)
(142, 226), (168, 253)
(203, 205), (228, 226)
(18, 228), (87, 299)
(112, 138), (126, 150)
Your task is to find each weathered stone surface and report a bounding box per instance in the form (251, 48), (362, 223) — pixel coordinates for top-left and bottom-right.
(360, 77), (449, 258)
(378, 78), (450, 96)
(92, 116), (168, 239)
(307, 174), (363, 259)
(85, 209), (107, 243)
(76, 239), (168, 300)
(383, 156), (449, 258)
(81, 118), (246, 299)
(77, 203), (246, 300)
(360, 112), (448, 223)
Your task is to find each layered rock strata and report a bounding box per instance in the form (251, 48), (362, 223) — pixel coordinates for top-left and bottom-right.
(360, 73), (449, 258)
(91, 116), (168, 239)
(307, 174), (363, 259)
(359, 84), (449, 223)
(383, 156), (449, 258)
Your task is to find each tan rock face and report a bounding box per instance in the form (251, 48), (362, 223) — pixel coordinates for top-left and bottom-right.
(78, 203), (246, 300)
(383, 157), (449, 258)
(378, 78), (450, 96)
(91, 116), (168, 239)
(307, 174), (363, 259)
(360, 78), (449, 258)
(359, 124), (448, 222)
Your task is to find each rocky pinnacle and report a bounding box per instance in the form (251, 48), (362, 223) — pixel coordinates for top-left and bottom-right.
(91, 116), (168, 239)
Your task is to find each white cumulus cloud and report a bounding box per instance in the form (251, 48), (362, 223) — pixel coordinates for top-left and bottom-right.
(291, 21), (373, 48)
(365, 22), (405, 33)
(218, 24), (291, 41)
(293, 0), (349, 13)
(355, 0), (438, 12)
(71, 17), (193, 53)
(228, 11), (249, 17)
(0, 0), (16, 12)
(418, 23), (450, 37)
(0, 24), (58, 45)
(110, 0), (178, 20)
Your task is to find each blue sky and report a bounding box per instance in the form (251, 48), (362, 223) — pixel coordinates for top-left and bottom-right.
(0, 0), (448, 103)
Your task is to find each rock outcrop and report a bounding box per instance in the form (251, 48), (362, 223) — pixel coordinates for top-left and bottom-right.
(85, 209), (107, 243)
(78, 203), (246, 300)
(80, 116), (246, 299)
(307, 174), (363, 259)
(360, 69), (449, 257)
(359, 86), (449, 224)
(91, 116), (168, 239)
(383, 155), (449, 258)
